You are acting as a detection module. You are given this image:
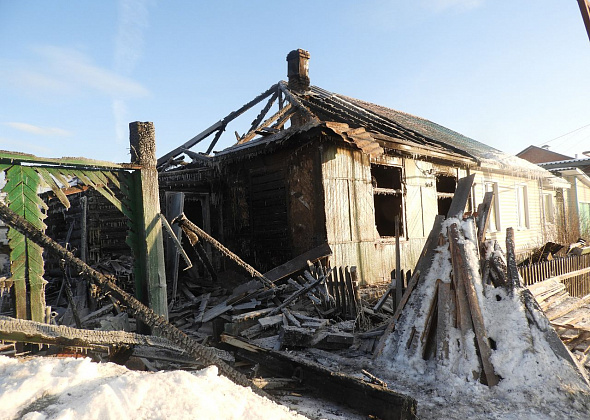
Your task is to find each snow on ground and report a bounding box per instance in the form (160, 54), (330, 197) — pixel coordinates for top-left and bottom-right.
(0, 356), (308, 420)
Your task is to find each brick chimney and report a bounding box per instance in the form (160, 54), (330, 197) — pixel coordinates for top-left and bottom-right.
(287, 49), (310, 92)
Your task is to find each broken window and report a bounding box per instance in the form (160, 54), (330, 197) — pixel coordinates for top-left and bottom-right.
(371, 164), (404, 237)
(436, 174), (456, 216)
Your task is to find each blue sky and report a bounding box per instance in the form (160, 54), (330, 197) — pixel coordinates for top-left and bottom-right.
(1, 1), (590, 163)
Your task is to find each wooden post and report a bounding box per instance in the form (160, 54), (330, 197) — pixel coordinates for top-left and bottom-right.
(129, 122), (168, 321)
(165, 191), (184, 303)
(80, 196), (87, 263)
(395, 215), (402, 310)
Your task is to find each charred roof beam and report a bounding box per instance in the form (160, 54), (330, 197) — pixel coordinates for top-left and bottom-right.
(157, 83), (279, 170)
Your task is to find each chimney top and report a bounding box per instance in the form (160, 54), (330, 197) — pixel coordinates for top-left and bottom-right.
(287, 49), (310, 92)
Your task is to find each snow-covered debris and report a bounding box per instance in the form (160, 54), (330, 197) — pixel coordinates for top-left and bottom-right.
(373, 216), (590, 419)
(0, 356), (307, 420)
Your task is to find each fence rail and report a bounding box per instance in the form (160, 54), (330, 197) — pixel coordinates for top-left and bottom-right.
(519, 254), (590, 297)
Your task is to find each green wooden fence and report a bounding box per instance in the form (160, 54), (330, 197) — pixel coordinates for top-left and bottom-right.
(0, 121), (168, 323)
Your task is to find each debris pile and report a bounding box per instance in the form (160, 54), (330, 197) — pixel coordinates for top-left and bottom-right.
(529, 278), (590, 369)
(373, 176), (589, 390)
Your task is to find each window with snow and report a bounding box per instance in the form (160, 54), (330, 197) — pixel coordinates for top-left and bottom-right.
(371, 164), (404, 237)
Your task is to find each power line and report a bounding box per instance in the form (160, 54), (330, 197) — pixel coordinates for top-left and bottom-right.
(536, 122), (590, 147)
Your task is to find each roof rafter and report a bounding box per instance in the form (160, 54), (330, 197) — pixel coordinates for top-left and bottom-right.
(157, 83), (279, 169)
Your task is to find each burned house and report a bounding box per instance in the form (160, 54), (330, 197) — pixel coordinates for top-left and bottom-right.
(158, 49), (569, 285)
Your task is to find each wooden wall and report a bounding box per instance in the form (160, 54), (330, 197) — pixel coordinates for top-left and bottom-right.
(320, 144), (557, 284)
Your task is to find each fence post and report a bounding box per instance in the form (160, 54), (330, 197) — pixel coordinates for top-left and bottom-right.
(129, 122), (168, 321)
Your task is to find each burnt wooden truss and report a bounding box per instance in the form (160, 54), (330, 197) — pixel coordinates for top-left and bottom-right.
(156, 80), (480, 172)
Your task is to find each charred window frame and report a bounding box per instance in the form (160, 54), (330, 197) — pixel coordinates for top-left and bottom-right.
(436, 173), (456, 216)
(371, 164), (404, 237)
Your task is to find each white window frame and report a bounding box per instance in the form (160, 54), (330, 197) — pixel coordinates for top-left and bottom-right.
(484, 182), (501, 232)
(543, 193), (555, 224)
(515, 184), (529, 229)
(580, 202), (590, 233)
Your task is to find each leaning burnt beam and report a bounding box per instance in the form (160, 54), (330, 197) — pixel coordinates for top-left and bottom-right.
(157, 83), (278, 168)
(0, 201), (268, 397)
(246, 90), (278, 135)
(0, 315), (184, 354)
(173, 214), (275, 289)
(221, 334), (418, 420)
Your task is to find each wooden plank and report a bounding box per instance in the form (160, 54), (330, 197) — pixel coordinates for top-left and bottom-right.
(269, 271), (328, 316)
(175, 214), (274, 288)
(332, 269), (341, 315)
(420, 280), (439, 360)
(338, 267), (348, 317)
(201, 301), (232, 323)
(520, 288), (587, 377)
(0, 150), (138, 170)
(446, 174), (475, 219)
(0, 315), (183, 353)
(345, 267), (358, 317)
(476, 191), (494, 248)
(264, 243), (332, 282)
(194, 293), (210, 324)
(546, 266), (590, 283)
(436, 281), (453, 360)
(258, 314), (284, 329)
(578, 0), (590, 44)
(165, 191), (185, 303)
(547, 295), (590, 321)
(448, 223), (499, 386)
(395, 215), (402, 310)
(221, 334), (418, 420)
(373, 270), (421, 358)
(505, 228), (522, 291)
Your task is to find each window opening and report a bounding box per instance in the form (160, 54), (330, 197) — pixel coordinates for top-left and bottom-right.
(371, 164), (404, 237)
(436, 174), (456, 216)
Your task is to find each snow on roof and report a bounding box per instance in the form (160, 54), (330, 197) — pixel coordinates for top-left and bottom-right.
(325, 92), (555, 177)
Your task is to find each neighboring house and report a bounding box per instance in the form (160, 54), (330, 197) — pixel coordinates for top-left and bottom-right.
(516, 145), (573, 164)
(158, 49), (569, 285)
(517, 147), (590, 237)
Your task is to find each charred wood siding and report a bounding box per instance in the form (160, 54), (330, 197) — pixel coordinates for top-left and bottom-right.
(288, 144), (326, 256)
(44, 189), (133, 292)
(249, 168), (290, 269)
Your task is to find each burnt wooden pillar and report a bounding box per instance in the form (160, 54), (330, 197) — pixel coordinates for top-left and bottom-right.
(129, 122), (168, 321)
